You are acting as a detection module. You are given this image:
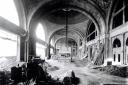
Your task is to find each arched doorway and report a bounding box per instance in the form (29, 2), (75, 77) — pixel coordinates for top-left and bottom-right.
(55, 38), (77, 60)
(113, 38), (121, 48)
(112, 38), (122, 65)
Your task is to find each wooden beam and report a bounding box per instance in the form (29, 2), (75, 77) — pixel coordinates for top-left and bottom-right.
(0, 16), (26, 36)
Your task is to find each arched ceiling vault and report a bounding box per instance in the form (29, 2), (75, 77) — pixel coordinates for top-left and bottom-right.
(107, 0), (118, 33)
(54, 36), (78, 48)
(55, 37), (77, 48)
(14, 0), (26, 29)
(18, 0), (112, 43)
(29, 6), (100, 43)
(30, 2), (101, 30)
(21, 0), (111, 27)
(49, 28), (84, 44)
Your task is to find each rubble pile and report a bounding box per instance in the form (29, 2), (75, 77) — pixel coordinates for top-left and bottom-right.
(94, 65), (128, 78)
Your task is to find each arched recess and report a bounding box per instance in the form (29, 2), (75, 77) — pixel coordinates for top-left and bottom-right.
(54, 36), (78, 48)
(112, 38), (122, 64)
(29, 17), (47, 40)
(113, 38), (121, 48)
(55, 37), (77, 57)
(49, 28), (84, 45)
(27, 20), (47, 59)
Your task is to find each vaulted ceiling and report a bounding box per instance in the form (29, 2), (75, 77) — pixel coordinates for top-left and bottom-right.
(16, 0), (112, 44)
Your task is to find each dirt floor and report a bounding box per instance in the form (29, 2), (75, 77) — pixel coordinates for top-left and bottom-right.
(46, 59), (128, 85)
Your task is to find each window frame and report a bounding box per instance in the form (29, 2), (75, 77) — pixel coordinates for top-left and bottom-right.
(112, 0), (128, 29)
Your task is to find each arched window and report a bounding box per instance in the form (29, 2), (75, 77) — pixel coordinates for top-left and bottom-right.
(87, 23), (97, 42)
(113, 0), (128, 29)
(126, 38), (128, 46)
(36, 23), (45, 41)
(50, 39), (54, 46)
(0, 0), (19, 26)
(36, 23), (46, 59)
(113, 38), (121, 48)
(36, 43), (46, 59)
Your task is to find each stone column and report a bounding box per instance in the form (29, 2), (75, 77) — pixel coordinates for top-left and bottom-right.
(19, 36), (26, 61)
(104, 33), (110, 61)
(28, 36), (36, 60)
(47, 44), (51, 59)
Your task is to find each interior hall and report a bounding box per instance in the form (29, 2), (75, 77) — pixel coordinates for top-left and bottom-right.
(0, 0), (128, 85)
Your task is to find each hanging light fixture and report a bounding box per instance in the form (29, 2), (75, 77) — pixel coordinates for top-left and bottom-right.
(65, 8), (68, 49)
(63, 8), (70, 50)
(63, 8), (73, 61)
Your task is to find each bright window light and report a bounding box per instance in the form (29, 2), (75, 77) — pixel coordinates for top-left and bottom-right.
(36, 23), (45, 41)
(50, 40), (54, 46)
(50, 48), (54, 54)
(36, 43), (46, 59)
(0, 0), (19, 26)
(0, 29), (17, 57)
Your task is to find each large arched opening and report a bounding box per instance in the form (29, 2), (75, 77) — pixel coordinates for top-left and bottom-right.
(35, 23), (46, 59)
(54, 37), (77, 60)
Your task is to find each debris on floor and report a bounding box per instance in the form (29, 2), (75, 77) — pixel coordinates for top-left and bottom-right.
(93, 65), (128, 78)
